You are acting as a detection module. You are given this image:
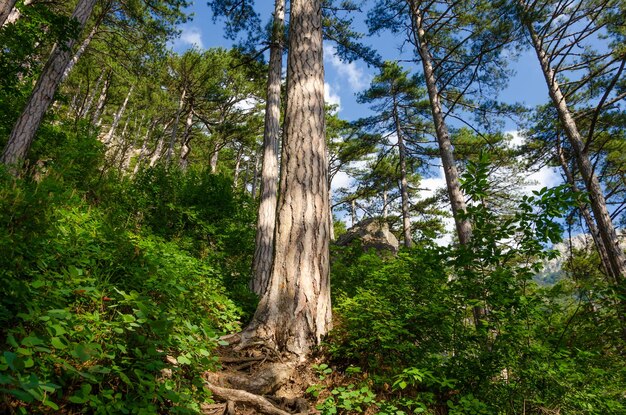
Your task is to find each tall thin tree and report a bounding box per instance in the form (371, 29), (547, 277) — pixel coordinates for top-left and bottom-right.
(1, 0), (99, 168)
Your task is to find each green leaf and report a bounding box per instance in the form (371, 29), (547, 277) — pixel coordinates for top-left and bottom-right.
(51, 337), (67, 350)
(177, 355), (192, 365)
(42, 398), (59, 410)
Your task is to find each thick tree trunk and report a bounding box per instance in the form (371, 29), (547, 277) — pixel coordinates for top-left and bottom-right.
(527, 23), (626, 284)
(103, 85), (133, 144)
(0, 0), (17, 27)
(251, 0), (285, 296)
(243, 0), (331, 359)
(1, 0), (99, 168)
(409, 1), (472, 246)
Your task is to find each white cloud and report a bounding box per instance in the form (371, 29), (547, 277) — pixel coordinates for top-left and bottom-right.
(505, 130), (563, 193)
(331, 171), (351, 192)
(324, 82), (341, 110)
(174, 26), (204, 50)
(526, 166), (561, 193)
(324, 45), (371, 91)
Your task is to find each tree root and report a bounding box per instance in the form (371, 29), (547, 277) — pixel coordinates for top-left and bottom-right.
(204, 380), (299, 415)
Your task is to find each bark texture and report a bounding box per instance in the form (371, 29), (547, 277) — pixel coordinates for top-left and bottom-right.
(1, 0), (99, 168)
(527, 23), (626, 283)
(409, 0), (472, 246)
(244, 0), (331, 359)
(0, 0), (17, 27)
(251, 0), (285, 296)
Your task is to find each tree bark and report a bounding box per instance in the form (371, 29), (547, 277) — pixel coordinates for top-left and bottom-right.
(1, 0), (99, 168)
(0, 0), (17, 27)
(61, 24), (99, 83)
(251, 0), (285, 296)
(243, 0), (331, 359)
(92, 71), (111, 126)
(556, 138), (612, 278)
(103, 85), (133, 144)
(527, 22), (626, 284)
(167, 88), (186, 165)
(393, 96), (413, 248)
(409, 0), (472, 246)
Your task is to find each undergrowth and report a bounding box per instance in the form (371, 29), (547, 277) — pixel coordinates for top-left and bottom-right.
(0, 139), (255, 413)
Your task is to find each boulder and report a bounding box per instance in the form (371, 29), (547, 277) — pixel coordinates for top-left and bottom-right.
(336, 218), (399, 254)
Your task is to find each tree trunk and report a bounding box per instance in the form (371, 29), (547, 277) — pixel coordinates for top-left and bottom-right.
(179, 108), (194, 169)
(251, 0), (285, 296)
(251, 152), (260, 198)
(2, 0), (33, 27)
(79, 70), (103, 119)
(133, 122), (155, 175)
(61, 24), (99, 83)
(1, 0), (99, 168)
(167, 88), (186, 165)
(383, 188), (388, 218)
(409, 1), (472, 246)
(92, 71), (111, 126)
(351, 199), (356, 227)
(0, 0), (17, 27)
(209, 141), (220, 173)
(243, 0), (331, 359)
(527, 22), (626, 284)
(103, 85), (133, 144)
(233, 144), (244, 189)
(556, 138), (612, 278)
(393, 97), (413, 248)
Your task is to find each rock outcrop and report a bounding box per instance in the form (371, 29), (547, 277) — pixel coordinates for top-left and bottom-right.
(336, 218), (400, 254)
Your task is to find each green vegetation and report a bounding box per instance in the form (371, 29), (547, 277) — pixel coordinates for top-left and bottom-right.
(1, 0), (625, 413)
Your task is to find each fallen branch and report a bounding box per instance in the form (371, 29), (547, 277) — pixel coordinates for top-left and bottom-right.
(204, 380), (294, 415)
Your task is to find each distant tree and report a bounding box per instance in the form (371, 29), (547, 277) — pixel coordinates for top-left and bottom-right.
(514, 0), (626, 285)
(356, 61), (431, 247)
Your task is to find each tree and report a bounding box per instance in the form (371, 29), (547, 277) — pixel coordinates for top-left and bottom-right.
(357, 61), (431, 247)
(0, 0), (17, 27)
(1, 0), (98, 168)
(241, 0), (331, 358)
(515, 0), (626, 284)
(251, 0), (285, 296)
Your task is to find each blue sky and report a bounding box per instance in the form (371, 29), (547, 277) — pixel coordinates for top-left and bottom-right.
(170, 1), (562, 240)
(172, 1), (551, 121)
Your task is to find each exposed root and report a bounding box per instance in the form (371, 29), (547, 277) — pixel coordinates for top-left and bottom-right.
(204, 380), (296, 415)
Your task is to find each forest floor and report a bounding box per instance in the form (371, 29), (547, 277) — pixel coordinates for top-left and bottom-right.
(200, 339), (360, 415)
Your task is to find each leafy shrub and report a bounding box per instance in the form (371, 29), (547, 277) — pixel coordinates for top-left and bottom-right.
(0, 164), (249, 413)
